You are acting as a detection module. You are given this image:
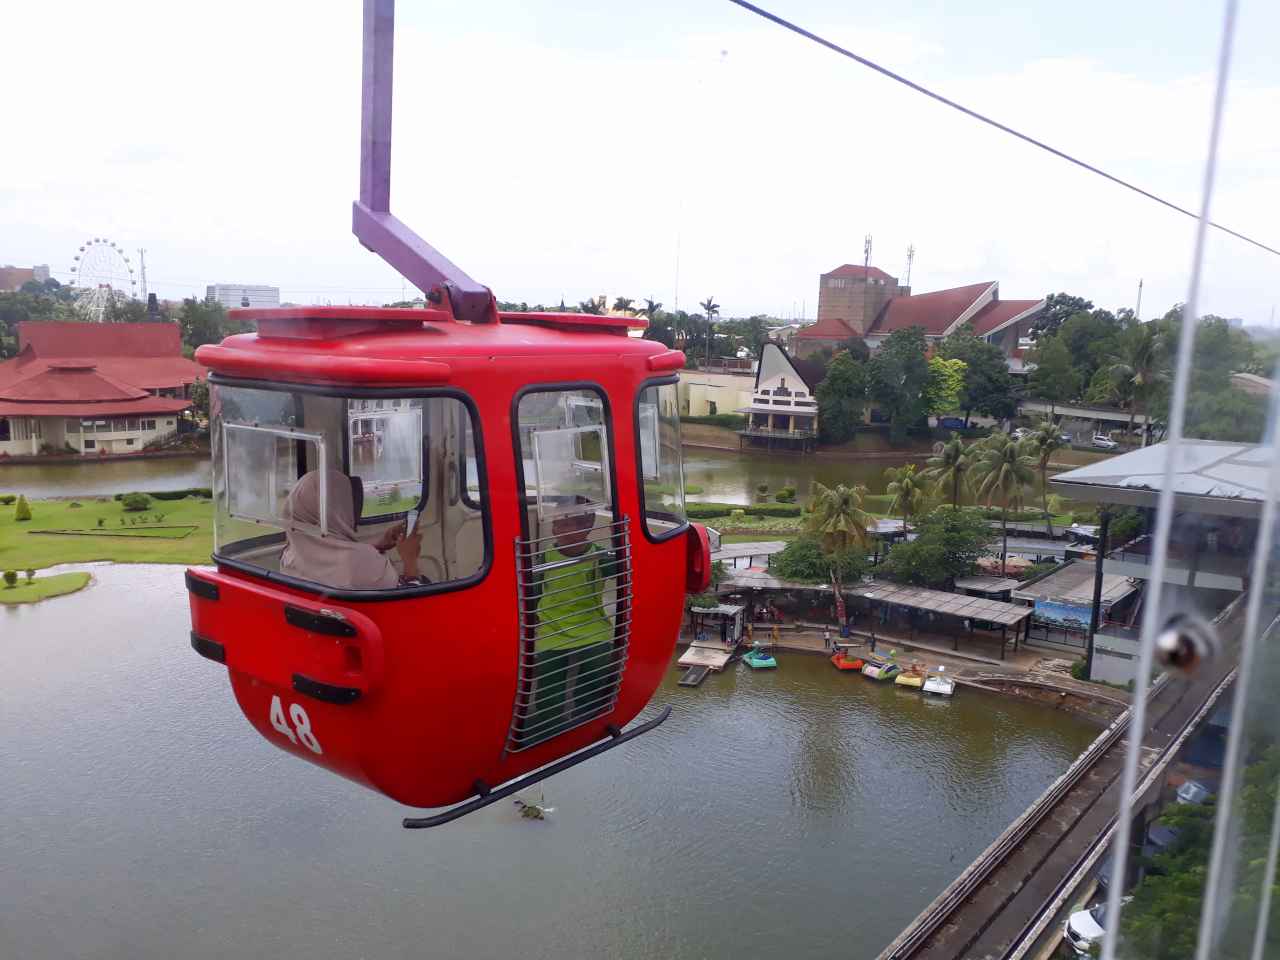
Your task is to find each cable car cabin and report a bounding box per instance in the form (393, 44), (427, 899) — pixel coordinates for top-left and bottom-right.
(185, 306), (710, 816)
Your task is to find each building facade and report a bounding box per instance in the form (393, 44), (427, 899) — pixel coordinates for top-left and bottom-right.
(206, 283), (280, 309)
(735, 342), (818, 453)
(0, 322), (204, 457)
(1, 264), (50, 292)
(806, 263), (1045, 372)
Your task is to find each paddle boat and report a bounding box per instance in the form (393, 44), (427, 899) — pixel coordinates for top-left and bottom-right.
(894, 661), (925, 689)
(862, 656), (901, 681)
(743, 645), (777, 670)
(923, 665), (956, 698)
(830, 652), (864, 672)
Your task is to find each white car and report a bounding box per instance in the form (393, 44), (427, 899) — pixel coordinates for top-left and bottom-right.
(1091, 434), (1119, 450)
(1064, 901), (1110, 956)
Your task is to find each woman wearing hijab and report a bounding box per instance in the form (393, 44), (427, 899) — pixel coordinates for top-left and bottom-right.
(280, 468), (423, 589)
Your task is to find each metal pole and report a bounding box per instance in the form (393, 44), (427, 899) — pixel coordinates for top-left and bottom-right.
(1086, 510), (1111, 680)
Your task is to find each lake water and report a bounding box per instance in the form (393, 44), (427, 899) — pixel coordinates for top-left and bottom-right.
(0, 563), (1097, 960)
(0, 455), (211, 498)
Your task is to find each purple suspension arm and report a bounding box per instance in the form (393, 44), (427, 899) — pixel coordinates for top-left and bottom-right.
(352, 0), (497, 324)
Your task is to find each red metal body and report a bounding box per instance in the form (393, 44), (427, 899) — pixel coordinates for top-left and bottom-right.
(188, 306), (706, 809)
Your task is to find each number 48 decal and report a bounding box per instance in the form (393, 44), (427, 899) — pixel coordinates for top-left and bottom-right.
(269, 695), (323, 755)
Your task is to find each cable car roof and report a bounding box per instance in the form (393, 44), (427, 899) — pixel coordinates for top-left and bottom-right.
(197, 306), (684, 387)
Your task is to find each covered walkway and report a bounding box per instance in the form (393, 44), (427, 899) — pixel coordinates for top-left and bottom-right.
(858, 580), (1034, 660)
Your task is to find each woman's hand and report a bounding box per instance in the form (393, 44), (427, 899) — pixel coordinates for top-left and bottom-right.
(374, 520), (406, 553)
(395, 529), (423, 579)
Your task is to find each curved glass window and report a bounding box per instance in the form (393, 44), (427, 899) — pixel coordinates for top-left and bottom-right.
(637, 382), (686, 539)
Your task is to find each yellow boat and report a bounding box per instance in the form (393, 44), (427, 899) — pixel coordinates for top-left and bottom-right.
(895, 661), (926, 689)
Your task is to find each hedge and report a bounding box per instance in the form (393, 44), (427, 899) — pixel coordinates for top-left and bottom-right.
(115, 488), (212, 501)
(686, 501), (803, 520)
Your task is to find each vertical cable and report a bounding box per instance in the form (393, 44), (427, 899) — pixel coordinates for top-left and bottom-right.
(1099, 2), (1239, 958)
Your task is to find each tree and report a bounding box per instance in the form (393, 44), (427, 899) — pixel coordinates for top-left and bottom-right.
(867, 326), (930, 443)
(1107, 322), (1165, 444)
(637, 298), (663, 321)
(940, 324), (1017, 425)
(1056, 308), (1129, 391)
(1020, 420), (1066, 537)
(879, 505), (994, 588)
(970, 433), (1035, 574)
(612, 297), (634, 314)
(803, 481), (873, 554)
(885, 463), (928, 527)
(1031, 292), (1094, 340)
(699, 297), (720, 366)
(14, 495), (32, 521)
(103, 298), (148, 323)
(177, 298), (232, 350)
(923, 356), (966, 422)
(923, 433), (971, 507)
(189, 379), (211, 420)
(771, 536), (868, 584)
(814, 351), (867, 443)
(1027, 337), (1079, 415)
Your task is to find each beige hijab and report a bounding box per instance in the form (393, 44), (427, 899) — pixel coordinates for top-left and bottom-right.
(280, 468), (399, 590)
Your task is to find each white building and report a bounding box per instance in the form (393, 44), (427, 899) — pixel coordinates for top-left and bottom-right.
(206, 284), (280, 309)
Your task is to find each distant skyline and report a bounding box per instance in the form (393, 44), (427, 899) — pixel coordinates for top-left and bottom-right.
(3, 0), (1278, 323)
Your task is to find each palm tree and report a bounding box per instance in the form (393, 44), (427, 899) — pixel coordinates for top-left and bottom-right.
(922, 433), (970, 508)
(638, 298), (663, 320)
(970, 433), (1036, 575)
(804, 481), (873, 554)
(885, 464), (927, 528)
(578, 297), (603, 315)
(612, 296), (635, 314)
(1021, 420), (1065, 538)
(1108, 323), (1165, 447)
(699, 296), (720, 365)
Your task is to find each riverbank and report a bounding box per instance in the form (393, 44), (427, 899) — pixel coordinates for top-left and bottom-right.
(0, 570), (91, 604)
(0, 445), (210, 466)
(0, 496), (212, 569)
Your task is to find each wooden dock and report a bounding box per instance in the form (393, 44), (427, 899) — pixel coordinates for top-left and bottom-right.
(677, 642), (735, 672)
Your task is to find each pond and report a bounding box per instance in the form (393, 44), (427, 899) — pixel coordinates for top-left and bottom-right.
(0, 564), (1099, 959)
(0, 455), (211, 499)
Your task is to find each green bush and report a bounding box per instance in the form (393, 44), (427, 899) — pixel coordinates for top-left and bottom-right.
(148, 487), (213, 501)
(25, 569), (35, 582)
(97, 518), (105, 528)
(775, 485), (797, 503)
(0, 494), (15, 506)
(687, 504), (733, 520)
(14, 495), (32, 521)
(746, 503), (802, 518)
(69, 501), (82, 508)
(2, 571), (16, 589)
(680, 414), (747, 430)
(113, 493), (123, 501)
(1070, 661), (1088, 681)
(121, 492), (152, 512)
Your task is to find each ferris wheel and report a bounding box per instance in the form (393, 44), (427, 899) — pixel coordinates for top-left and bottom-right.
(69, 237), (136, 322)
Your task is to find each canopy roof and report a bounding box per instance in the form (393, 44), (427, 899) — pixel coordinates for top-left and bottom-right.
(1050, 440), (1269, 518)
(1012, 559), (1137, 607)
(860, 580), (1033, 626)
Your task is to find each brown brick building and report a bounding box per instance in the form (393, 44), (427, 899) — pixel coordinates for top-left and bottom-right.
(815, 264), (905, 336)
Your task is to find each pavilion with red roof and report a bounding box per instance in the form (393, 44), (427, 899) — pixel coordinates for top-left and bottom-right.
(0, 321), (205, 456)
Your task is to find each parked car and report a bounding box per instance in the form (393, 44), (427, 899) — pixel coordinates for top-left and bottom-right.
(1011, 427), (1030, 440)
(1092, 434), (1119, 450)
(937, 416), (967, 430)
(1176, 779), (1214, 805)
(1060, 432), (1074, 444)
(1064, 902), (1110, 956)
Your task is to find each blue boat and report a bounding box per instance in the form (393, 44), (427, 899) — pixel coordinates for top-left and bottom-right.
(743, 647), (777, 670)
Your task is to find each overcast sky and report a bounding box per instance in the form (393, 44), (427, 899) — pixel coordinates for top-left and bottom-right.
(3, 0), (1277, 322)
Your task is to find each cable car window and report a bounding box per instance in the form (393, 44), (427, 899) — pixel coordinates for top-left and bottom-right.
(345, 399), (424, 518)
(636, 381), (687, 539)
(211, 383), (488, 594)
(512, 388), (629, 751)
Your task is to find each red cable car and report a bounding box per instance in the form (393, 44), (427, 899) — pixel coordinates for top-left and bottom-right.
(185, 0), (710, 827)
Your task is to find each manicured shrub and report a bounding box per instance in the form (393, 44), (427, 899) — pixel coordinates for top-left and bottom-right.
(113, 493), (124, 501)
(0, 494), (15, 505)
(745, 503), (802, 518)
(775, 485), (797, 503)
(680, 414), (747, 430)
(756, 482), (769, 495)
(14, 495), (32, 521)
(687, 504), (733, 520)
(25, 569), (35, 582)
(1070, 661), (1088, 682)
(121, 492), (152, 512)
(2, 571), (16, 589)
(69, 501), (82, 509)
(97, 518), (105, 528)
(149, 488), (213, 501)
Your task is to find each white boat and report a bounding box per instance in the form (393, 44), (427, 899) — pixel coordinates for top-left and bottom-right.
(922, 666), (956, 698)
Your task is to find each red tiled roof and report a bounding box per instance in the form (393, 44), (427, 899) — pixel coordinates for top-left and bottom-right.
(0, 397), (190, 418)
(969, 299), (1043, 336)
(0, 321), (204, 416)
(822, 264), (897, 283)
(18, 320), (183, 357)
(0, 364), (148, 402)
(794, 315), (861, 340)
(869, 282), (994, 337)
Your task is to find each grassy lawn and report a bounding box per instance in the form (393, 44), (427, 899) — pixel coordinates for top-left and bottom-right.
(0, 497), (213, 569)
(0, 571), (91, 605)
(720, 532), (799, 544)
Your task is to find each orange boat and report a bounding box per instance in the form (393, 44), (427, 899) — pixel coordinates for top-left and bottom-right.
(831, 652), (865, 671)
